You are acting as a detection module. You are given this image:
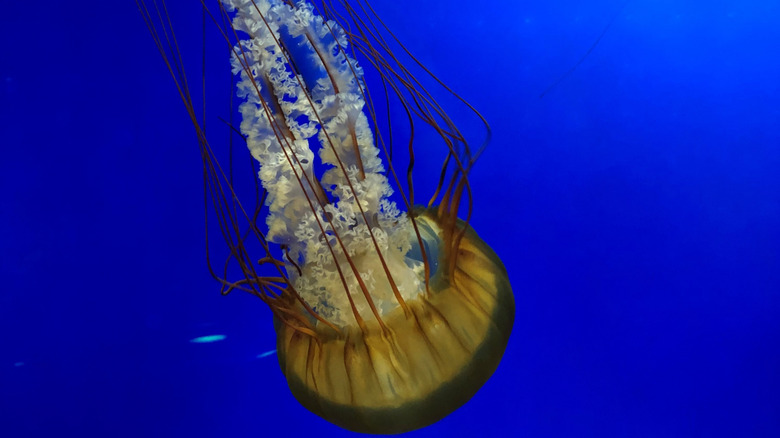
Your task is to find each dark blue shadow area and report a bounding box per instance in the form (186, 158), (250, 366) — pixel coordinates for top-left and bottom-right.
(1, 0), (778, 437)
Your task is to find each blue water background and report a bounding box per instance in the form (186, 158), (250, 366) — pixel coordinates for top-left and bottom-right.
(1, 0), (779, 436)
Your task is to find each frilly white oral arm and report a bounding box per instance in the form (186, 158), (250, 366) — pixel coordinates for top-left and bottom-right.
(224, 0), (421, 325)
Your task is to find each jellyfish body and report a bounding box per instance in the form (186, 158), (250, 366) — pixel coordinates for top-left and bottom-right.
(278, 209), (514, 434)
(139, 0), (514, 433)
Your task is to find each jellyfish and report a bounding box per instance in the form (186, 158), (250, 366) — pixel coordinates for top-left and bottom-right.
(138, 0), (514, 434)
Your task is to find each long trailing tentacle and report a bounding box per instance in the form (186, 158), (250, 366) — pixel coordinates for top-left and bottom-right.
(136, 0), (490, 333)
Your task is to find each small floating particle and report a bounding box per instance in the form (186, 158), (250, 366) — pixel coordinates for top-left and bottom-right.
(14, 362), (24, 367)
(257, 350), (277, 359)
(189, 334), (226, 344)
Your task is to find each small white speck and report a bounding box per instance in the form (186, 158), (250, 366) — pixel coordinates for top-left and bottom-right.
(257, 350), (277, 359)
(189, 334), (226, 344)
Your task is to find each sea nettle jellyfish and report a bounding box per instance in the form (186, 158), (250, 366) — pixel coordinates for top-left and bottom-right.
(137, 0), (514, 434)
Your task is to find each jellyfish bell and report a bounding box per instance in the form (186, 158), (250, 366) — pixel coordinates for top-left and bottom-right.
(138, 0), (514, 434)
(277, 208), (514, 434)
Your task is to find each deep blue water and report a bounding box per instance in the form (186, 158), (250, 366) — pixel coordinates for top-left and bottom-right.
(1, 0), (779, 436)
